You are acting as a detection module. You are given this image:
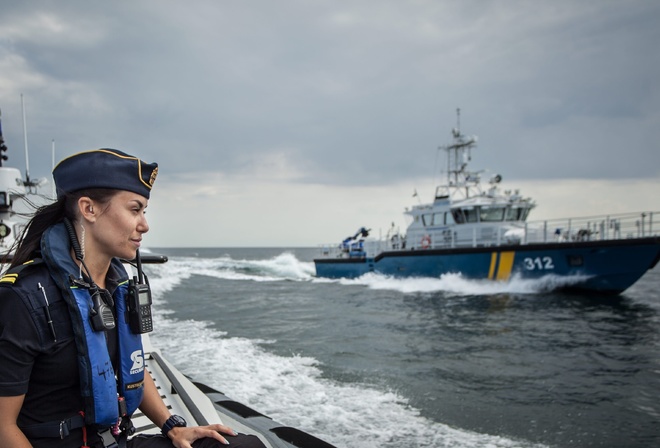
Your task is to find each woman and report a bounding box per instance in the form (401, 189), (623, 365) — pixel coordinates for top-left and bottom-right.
(0, 149), (264, 448)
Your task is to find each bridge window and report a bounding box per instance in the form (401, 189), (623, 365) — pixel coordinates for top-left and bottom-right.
(432, 213), (445, 226)
(452, 209), (465, 224)
(505, 207), (523, 221)
(422, 214), (432, 226)
(505, 207), (532, 221)
(463, 208), (477, 223)
(480, 207), (505, 222)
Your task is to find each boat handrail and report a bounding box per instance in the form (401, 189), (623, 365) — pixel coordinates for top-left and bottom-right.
(317, 210), (660, 257)
(149, 351), (209, 426)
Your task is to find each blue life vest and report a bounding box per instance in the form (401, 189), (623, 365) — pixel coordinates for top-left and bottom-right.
(41, 223), (145, 426)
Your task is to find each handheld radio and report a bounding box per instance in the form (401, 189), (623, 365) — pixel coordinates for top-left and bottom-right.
(127, 249), (153, 333)
(89, 287), (116, 331)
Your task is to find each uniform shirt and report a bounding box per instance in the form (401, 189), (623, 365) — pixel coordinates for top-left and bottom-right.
(0, 261), (122, 447)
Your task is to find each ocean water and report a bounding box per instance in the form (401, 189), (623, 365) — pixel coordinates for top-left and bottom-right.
(144, 247), (660, 448)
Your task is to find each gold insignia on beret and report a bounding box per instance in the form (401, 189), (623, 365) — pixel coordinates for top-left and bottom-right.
(149, 166), (158, 187)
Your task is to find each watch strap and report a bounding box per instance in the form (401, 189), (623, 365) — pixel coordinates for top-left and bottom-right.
(161, 414), (187, 437)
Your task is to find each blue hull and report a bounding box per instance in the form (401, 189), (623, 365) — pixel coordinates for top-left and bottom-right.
(314, 237), (660, 294)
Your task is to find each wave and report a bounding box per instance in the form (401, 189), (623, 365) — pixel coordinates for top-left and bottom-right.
(338, 272), (592, 295)
(145, 255), (549, 448)
(145, 252), (316, 285)
(143, 251), (590, 296)
(149, 316), (546, 448)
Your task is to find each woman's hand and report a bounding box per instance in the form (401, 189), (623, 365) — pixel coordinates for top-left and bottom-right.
(167, 423), (239, 447)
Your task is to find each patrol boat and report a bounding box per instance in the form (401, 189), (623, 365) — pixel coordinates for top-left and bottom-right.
(0, 107), (50, 253)
(314, 111), (660, 294)
(0, 107), (335, 448)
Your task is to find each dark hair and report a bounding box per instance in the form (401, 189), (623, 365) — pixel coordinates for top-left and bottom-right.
(9, 189), (120, 268)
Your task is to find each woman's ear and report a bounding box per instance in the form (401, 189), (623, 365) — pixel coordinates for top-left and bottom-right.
(78, 197), (96, 222)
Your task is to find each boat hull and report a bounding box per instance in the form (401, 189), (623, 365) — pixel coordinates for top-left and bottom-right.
(314, 237), (660, 294)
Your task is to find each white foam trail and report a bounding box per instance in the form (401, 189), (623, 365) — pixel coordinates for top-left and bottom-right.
(150, 311), (545, 448)
(144, 252), (588, 296)
(338, 272), (591, 295)
(145, 252), (316, 285)
(146, 256), (548, 448)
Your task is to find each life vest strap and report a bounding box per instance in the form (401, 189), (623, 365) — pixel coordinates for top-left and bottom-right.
(20, 413), (85, 439)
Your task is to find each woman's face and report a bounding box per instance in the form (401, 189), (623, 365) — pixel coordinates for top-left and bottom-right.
(89, 190), (150, 261)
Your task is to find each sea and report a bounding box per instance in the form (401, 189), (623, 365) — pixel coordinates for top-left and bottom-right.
(143, 247), (660, 448)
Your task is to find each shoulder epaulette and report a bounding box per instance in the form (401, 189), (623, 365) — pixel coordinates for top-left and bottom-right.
(0, 259), (44, 285)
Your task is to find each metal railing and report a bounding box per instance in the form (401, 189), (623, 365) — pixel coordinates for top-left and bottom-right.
(317, 211), (659, 258)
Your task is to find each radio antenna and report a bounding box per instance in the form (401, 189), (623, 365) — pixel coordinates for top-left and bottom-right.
(135, 249), (145, 283)
(21, 94), (31, 184)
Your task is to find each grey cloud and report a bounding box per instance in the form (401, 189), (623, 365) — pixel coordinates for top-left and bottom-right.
(1, 0), (659, 187)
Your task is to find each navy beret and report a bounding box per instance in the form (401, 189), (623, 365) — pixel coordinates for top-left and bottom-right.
(53, 148), (158, 199)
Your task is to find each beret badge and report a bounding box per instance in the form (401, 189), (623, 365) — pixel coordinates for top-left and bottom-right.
(148, 166), (158, 187)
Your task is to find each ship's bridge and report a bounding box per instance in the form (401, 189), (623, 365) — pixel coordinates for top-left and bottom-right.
(449, 203), (533, 224)
(441, 190), (536, 225)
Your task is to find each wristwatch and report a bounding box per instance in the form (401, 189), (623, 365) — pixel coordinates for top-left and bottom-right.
(162, 414), (187, 437)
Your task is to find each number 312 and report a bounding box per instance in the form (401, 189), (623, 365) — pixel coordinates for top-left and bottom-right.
(523, 257), (554, 270)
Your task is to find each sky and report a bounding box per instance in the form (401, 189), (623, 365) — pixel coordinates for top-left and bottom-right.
(0, 0), (659, 247)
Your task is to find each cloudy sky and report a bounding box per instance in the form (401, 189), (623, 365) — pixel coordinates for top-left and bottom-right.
(1, 0), (659, 247)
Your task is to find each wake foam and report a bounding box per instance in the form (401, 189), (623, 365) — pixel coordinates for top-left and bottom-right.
(150, 310), (547, 448)
(144, 252), (315, 286)
(143, 251), (588, 296)
(146, 255), (549, 448)
(338, 272), (591, 295)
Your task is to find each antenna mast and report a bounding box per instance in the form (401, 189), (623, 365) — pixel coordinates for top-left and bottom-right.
(21, 94), (31, 183)
(52, 139), (56, 199)
(0, 108), (8, 167)
(456, 107), (460, 133)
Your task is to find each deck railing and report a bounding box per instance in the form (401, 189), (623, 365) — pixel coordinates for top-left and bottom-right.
(317, 211), (660, 258)
(524, 211), (657, 243)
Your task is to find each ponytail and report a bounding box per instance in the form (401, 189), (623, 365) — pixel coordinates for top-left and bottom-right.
(9, 199), (67, 268)
(7, 188), (119, 268)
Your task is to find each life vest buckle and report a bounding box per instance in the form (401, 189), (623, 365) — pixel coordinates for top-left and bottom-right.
(97, 428), (118, 448)
(119, 416), (136, 436)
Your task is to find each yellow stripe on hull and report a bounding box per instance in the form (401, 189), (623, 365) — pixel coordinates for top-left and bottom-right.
(496, 251), (515, 280)
(488, 252), (498, 279)
(489, 251), (516, 281)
